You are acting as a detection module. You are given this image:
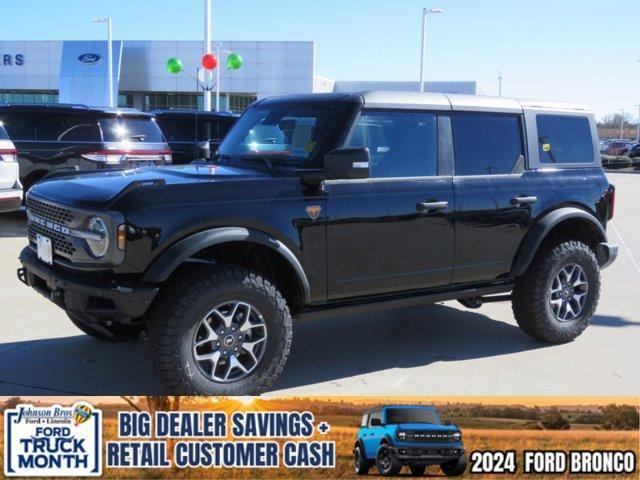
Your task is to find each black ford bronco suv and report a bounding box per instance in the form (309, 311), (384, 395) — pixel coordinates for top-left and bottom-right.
(17, 92), (617, 395)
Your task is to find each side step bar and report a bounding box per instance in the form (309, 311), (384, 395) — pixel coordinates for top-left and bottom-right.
(298, 282), (514, 321)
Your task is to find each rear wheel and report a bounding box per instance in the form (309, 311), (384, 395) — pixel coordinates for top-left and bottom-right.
(354, 444), (372, 475)
(146, 264), (292, 395)
(441, 452), (467, 477)
(375, 444), (402, 476)
(512, 240), (600, 343)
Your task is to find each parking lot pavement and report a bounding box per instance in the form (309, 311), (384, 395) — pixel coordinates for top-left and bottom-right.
(0, 172), (638, 396)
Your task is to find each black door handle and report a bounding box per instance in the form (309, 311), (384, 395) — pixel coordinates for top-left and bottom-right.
(417, 201), (448, 213)
(511, 196), (538, 206)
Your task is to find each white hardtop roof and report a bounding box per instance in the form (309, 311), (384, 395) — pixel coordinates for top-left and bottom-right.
(360, 91), (591, 113)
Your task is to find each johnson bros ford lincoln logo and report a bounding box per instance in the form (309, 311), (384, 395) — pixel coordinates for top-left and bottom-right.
(4, 401), (102, 476)
(78, 53), (102, 65)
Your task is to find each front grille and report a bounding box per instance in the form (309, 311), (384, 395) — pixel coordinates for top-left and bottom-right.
(403, 431), (458, 443)
(28, 222), (76, 256)
(26, 196), (74, 225)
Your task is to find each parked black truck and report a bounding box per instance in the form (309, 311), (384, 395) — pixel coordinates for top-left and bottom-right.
(17, 92), (617, 395)
(152, 109), (237, 164)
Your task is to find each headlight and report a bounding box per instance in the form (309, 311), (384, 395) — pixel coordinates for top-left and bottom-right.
(86, 217), (109, 257)
(453, 432), (462, 440)
(397, 431), (406, 440)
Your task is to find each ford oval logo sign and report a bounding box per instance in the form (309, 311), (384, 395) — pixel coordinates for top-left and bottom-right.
(78, 53), (102, 65)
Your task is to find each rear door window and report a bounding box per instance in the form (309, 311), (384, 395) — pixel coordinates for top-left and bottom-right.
(452, 112), (524, 175)
(100, 116), (165, 143)
(31, 113), (100, 142)
(347, 110), (438, 178)
(537, 115), (594, 164)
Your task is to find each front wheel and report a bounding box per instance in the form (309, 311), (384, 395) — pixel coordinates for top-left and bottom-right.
(512, 241), (600, 343)
(441, 452), (467, 477)
(375, 444), (402, 476)
(146, 265), (293, 395)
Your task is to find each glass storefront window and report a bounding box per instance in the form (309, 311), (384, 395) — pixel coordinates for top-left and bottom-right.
(0, 90), (59, 104)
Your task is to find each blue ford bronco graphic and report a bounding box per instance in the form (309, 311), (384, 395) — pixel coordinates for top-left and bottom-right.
(354, 405), (467, 476)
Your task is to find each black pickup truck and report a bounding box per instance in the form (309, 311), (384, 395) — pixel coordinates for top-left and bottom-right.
(17, 92), (617, 395)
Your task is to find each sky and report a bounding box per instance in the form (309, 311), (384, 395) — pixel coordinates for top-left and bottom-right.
(2, 0), (639, 119)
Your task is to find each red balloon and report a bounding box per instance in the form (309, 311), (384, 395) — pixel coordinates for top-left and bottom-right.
(202, 53), (218, 70)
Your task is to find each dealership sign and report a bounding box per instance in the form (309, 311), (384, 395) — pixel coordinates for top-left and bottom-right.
(2, 54), (24, 66)
(78, 53), (102, 65)
(4, 402), (102, 476)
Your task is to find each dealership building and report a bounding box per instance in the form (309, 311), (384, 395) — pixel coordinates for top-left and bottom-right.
(0, 40), (482, 113)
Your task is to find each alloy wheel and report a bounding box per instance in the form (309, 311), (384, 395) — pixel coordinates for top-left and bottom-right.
(549, 263), (589, 321)
(192, 300), (268, 382)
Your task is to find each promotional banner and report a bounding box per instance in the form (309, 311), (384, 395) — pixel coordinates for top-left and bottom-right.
(1, 396), (638, 478)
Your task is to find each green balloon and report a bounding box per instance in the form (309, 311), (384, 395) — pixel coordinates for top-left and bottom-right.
(166, 57), (182, 74)
(226, 53), (243, 70)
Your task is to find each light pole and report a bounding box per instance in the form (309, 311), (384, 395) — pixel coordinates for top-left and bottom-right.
(419, 8), (444, 92)
(93, 17), (113, 108)
(619, 109), (625, 139)
(497, 70), (503, 96)
(215, 42), (232, 111)
(204, 0), (212, 111)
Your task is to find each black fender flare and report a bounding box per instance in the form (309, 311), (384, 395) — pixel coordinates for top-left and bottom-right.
(511, 207), (607, 277)
(142, 226), (311, 303)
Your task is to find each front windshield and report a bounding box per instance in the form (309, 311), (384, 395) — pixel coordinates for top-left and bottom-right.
(386, 408), (439, 425)
(217, 101), (355, 167)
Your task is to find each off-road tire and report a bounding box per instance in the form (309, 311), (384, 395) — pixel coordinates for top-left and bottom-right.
(409, 464), (426, 476)
(354, 444), (372, 475)
(440, 452), (467, 477)
(512, 240), (600, 343)
(375, 444), (402, 476)
(146, 264), (293, 395)
(67, 312), (142, 341)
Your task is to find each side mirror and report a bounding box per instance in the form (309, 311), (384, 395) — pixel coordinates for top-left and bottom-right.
(444, 420), (452, 426)
(370, 418), (382, 427)
(196, 140), (211, 160)
(324, 147), (370, 180)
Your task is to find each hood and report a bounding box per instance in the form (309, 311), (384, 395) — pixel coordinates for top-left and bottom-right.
(29, 164), (268, 209)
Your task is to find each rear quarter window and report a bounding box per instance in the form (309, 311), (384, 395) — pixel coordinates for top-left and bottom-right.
(0, 124), (9, 140)
(536, 115), (594, 164)
(100, 116), (165, 143)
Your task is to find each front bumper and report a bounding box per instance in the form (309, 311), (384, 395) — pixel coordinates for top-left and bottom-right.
(18, 246), (158, 321)
(390, 446), (465, 464)
(597, 242), (618, 269)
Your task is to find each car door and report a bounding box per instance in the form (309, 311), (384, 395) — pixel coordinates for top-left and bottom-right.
(324, 109), (454, 300)
(450, 111), (543, 283)
(363, 410), (383, 457)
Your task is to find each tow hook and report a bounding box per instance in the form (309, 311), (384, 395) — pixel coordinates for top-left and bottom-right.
(16, 267), (28, 286)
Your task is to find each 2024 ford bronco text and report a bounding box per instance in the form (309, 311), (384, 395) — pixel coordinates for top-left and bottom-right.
(17, 91), (618, 395)
(354, 405), (465, 477)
